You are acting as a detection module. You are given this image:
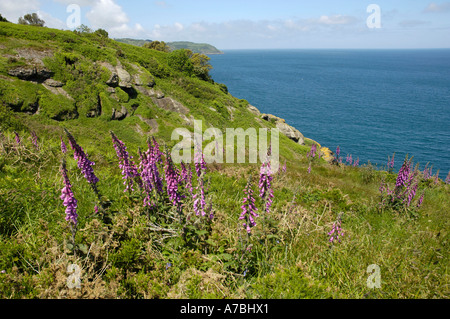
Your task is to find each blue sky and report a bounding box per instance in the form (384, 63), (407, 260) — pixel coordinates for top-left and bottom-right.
(1, 0), (449, 49)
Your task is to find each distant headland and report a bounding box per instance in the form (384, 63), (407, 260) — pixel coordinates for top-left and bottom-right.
(114, 38), (224, 55)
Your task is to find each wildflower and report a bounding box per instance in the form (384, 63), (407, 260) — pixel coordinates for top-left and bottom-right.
(417, 192), (425, 208)
(60, 160), (78, 226)
(281, 160), (287, 173)
(307, 162), (312, 174)
(434, 170), (440, 185)
(164, 151), (183, 207)
(30, 131), (39, 150)
(446, 171), (450, 184)
(336, 146), (340, 158)
(346, 154), (353, 165)
(259, 161), (274, 214)
(395, 158), (411, 190)
(60, 136), (67, 154)
(239, 176), (259, 234)
(110, 131), (141, 192)
(387, 153), (395, 172)
(139, 138), (164, 208)
(14, 131), (20, 145)
(353, 157), (360, 167)
(194, 148), (206, 177)
(65, 129), (99, 186)
(193, 149), (207, 217)
(307, 144), (317, 158)
(328, 220), (344, 243)
(406, 183), (418, 207)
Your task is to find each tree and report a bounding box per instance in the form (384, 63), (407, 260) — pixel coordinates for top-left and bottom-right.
(167, 49), (194, 75)
(74, 24), (92, 34)
(190, 53), (213, 81)
(18, 13), (45, 27)
(94, 28), (109, 38)
(167, 49), (213, 81)
(143, 41), (170, 53)
(0, 14), (9, 22)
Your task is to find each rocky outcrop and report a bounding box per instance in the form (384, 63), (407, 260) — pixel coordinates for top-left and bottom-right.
(136, 115), (159, 134)
(111, 105), (128, 120)
(247, 104), (261, 116)
(8, 66), (52, 82)
(261, 113), (305, 145)
(130, 63), (156, 88)
(43, 79), (64, 87)
(152, 97), (189, 115)
(135, 86), (164, 99)
(100, 61), (132, 89)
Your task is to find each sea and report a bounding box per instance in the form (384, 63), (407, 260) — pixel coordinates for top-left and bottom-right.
(209, 49), (450, 176)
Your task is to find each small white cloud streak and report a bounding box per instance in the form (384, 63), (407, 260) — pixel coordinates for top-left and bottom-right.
(424, 2), (450, 13)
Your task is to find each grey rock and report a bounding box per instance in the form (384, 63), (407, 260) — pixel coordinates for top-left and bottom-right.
(276, 122), (304, 145)
(247, 104), (261, 116)
(261, 113), (305, 145)
(8, 66), (53, 81)
(152, 97), (189, 115)
(111, 105), (128, 120)
(44, 78), (64, 87)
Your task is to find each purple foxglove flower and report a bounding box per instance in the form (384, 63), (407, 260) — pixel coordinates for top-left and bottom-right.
(60, 160), (78, 226)
(30, 131), (39, 150)
(353, 157), (359, 167)
(193, 179), (206, 217)
(14, 131), (20, 145)
(65, 129), (99, 186)
(180, 161), (193, 195)
(434, 170), (440, 185)
(307, 162), (312, 174)
(395, 158), (411, 190)
(390, 153), (395, 169)
(60, 136), (67, 154)
(282, 160), (287, 173)
(328, 220), (344, 243)
(240, 176), (259, 234)
(164, 151), (183, 207)
(407, 183), (418, 207)
(193, 148), (209, 217)
(446, 171), (450, 184)
(111, 131), (142, 192)
(417, 192), (425, 208)
(307, 144), (317, 158)
(259, 161), (274, 214)
(194, 149), (207, 178)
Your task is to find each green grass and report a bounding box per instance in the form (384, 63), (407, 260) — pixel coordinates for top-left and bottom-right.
(0, 21), (448, 299)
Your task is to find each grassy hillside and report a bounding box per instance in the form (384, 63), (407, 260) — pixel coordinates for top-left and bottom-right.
(0, 22), (448, 299)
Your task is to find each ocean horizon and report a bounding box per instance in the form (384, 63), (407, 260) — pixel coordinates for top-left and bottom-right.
(209, 48), (450, 176)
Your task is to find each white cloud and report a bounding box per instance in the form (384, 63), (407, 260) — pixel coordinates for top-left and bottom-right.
(317, 15), (357, 25)
(82, 0), (146, 38)
(174, 22), (184, 31)
(37, 10), (67, 29)
(0, 0), (39, 22)
(86, 0), (129, 30)
(53, 0), (92, 6)
(424, 2), (450, 13)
